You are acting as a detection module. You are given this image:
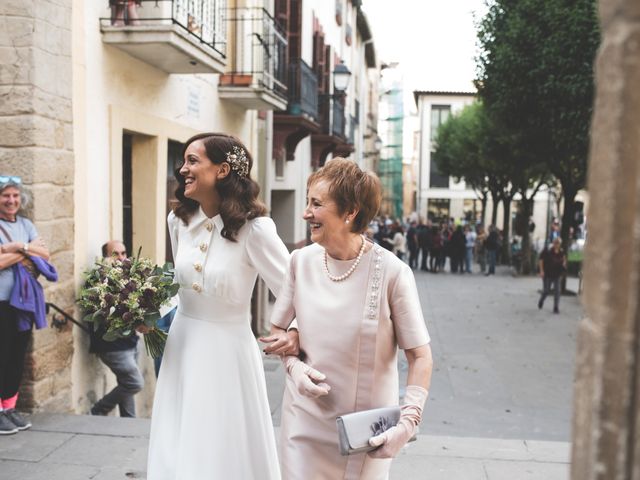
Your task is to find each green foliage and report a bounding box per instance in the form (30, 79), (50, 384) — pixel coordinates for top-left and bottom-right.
(78, 255), (176, 358)
(475, 0), (599, 272)
(476, 0), (599, 192)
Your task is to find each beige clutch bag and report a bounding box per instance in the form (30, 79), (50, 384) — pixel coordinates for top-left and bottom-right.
(336, 406), (409, 456)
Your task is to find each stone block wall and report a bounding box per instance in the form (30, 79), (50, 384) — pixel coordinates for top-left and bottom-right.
(0, 0), (75, 411)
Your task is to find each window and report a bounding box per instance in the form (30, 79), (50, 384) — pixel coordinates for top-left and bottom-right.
(430, 105), (451, 142)
(122, 133), (133, 254)
(429, 105), (451, 188)
(427, 198), (450, 224)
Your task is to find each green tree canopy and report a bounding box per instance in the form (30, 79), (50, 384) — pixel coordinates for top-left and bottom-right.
(476, 0), (599, 254)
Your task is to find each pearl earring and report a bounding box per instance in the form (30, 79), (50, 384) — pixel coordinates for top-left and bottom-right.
(345, 219), (350, 224)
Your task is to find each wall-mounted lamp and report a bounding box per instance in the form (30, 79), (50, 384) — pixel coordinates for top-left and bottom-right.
(333, 61), (352, 94)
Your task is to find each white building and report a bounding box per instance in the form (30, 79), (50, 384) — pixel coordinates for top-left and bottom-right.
(414, 90), (557, 247)
(0, 0), (379, 414)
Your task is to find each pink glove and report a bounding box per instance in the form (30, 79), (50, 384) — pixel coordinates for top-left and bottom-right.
(284, 356), (331, 398)
(368, 385), (429, 458)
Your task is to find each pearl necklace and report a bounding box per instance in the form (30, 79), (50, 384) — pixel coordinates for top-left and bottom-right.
(324, 235), (366, 282)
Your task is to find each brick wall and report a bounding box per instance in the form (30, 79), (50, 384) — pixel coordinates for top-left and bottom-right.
(0, 0), (75, 411)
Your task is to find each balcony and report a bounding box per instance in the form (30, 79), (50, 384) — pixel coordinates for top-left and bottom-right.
(218, 7), (287, 110)
(310, 95), (353, 168)
(100, 0), (227, 74)
(273, 58), (320, 161)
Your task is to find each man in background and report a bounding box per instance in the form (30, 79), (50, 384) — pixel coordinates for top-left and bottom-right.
(89, 240), (144, 417)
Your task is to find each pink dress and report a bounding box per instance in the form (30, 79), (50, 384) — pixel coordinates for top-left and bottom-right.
(271, 241), (430, 480)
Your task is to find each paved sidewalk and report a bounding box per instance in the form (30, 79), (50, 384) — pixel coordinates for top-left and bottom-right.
(0, 413), (569, 479)
(0, 266), (579, 478)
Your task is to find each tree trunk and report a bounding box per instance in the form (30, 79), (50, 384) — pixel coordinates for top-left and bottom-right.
(490, 190), (499, 226)
(480, 195), (488, 226)
(501, 196), (512, 265)
(520, 197), (534, 275)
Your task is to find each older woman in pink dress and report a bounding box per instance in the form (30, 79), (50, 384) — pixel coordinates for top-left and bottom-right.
(264, 158), (433, 479)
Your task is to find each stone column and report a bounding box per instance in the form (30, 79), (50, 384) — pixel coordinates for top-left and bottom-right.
(571, 0), (640, 478)
(0, 0), (75, 411)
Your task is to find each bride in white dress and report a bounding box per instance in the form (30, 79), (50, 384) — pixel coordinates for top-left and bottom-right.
(146, 133), (297, 479)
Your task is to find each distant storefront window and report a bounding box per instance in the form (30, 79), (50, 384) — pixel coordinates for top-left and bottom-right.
(427, 198), (450, 224)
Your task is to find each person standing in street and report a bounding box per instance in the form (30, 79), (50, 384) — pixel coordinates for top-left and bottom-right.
(475, 225), (487, 274)
(485, 225), (499, 276)
(0, 176), (51, 435)
(464, 225), (477, 274)
(89, 240), (144, 418)
(406, 220), (419, 269)
(537, 237), (567, 314)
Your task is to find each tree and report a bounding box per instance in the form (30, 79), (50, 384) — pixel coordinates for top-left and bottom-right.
(477, 0), (599, 261)
(433, 101), (519, 263)
(476, 0), (598, 273)
(432, 102), (489, 222)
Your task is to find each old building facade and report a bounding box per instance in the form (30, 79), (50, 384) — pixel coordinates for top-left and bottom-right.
(1, 0), (379, 415)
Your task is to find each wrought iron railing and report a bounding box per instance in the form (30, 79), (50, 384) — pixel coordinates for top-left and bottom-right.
(100, 0), (227, 57)
(221, 7), (287, 98)
(317, 95), (347, 139)
(287, 58), (318, 119)
(47, 302), (90, 333)
(332, 100), (346, 138)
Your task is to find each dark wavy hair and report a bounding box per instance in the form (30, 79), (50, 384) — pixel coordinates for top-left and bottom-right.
(173, 133), (267, 241)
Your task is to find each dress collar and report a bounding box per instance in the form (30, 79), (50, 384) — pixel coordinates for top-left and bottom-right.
(192, 205), (224, 233)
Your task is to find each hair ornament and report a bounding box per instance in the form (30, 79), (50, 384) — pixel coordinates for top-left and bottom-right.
(226, 146), (249, 177)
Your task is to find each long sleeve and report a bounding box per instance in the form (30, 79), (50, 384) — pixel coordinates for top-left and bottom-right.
(269, 249), (298, 330)
(246, 217), (290, 297)
(167, 211), (180, 264)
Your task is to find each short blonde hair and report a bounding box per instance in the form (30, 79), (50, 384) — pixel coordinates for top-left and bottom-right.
(307, 158), (381, 234)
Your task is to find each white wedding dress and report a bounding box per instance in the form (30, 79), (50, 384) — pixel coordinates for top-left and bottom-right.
(147, 208), (288, 479)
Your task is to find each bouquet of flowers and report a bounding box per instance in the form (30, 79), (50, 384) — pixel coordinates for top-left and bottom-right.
(78, 252), (179, 358)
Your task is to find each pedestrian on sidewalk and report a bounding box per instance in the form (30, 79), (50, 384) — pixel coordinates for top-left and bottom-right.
(264, 158), (433, 479)
(0, 176), (52, 435)
(538, 237), (567, 314)
(88, 240), (144, 417)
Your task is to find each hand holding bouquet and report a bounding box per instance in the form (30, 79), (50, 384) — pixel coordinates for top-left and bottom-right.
(79, 252), (179, 358)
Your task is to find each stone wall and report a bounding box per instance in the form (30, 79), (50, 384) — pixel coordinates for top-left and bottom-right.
(0, 0), (75, 411)
(571, 0), (640, 478)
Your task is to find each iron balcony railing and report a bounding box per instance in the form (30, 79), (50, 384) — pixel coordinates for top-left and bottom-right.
(221, 7), (287, 97)
(101, 0), (227, 57)
(317, 95), (346, 138)
(287, 58), (318, 119)
(332, 100), (346, 138)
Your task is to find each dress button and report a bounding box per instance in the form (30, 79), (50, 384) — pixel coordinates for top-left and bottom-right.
(199, 242), (207, 252)
(192, 282), (202, 293)
(205, 222), (213, 232)
(194, 263), (202, 272)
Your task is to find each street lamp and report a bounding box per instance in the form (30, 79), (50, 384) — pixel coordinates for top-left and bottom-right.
(333, 61), (351, 94)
